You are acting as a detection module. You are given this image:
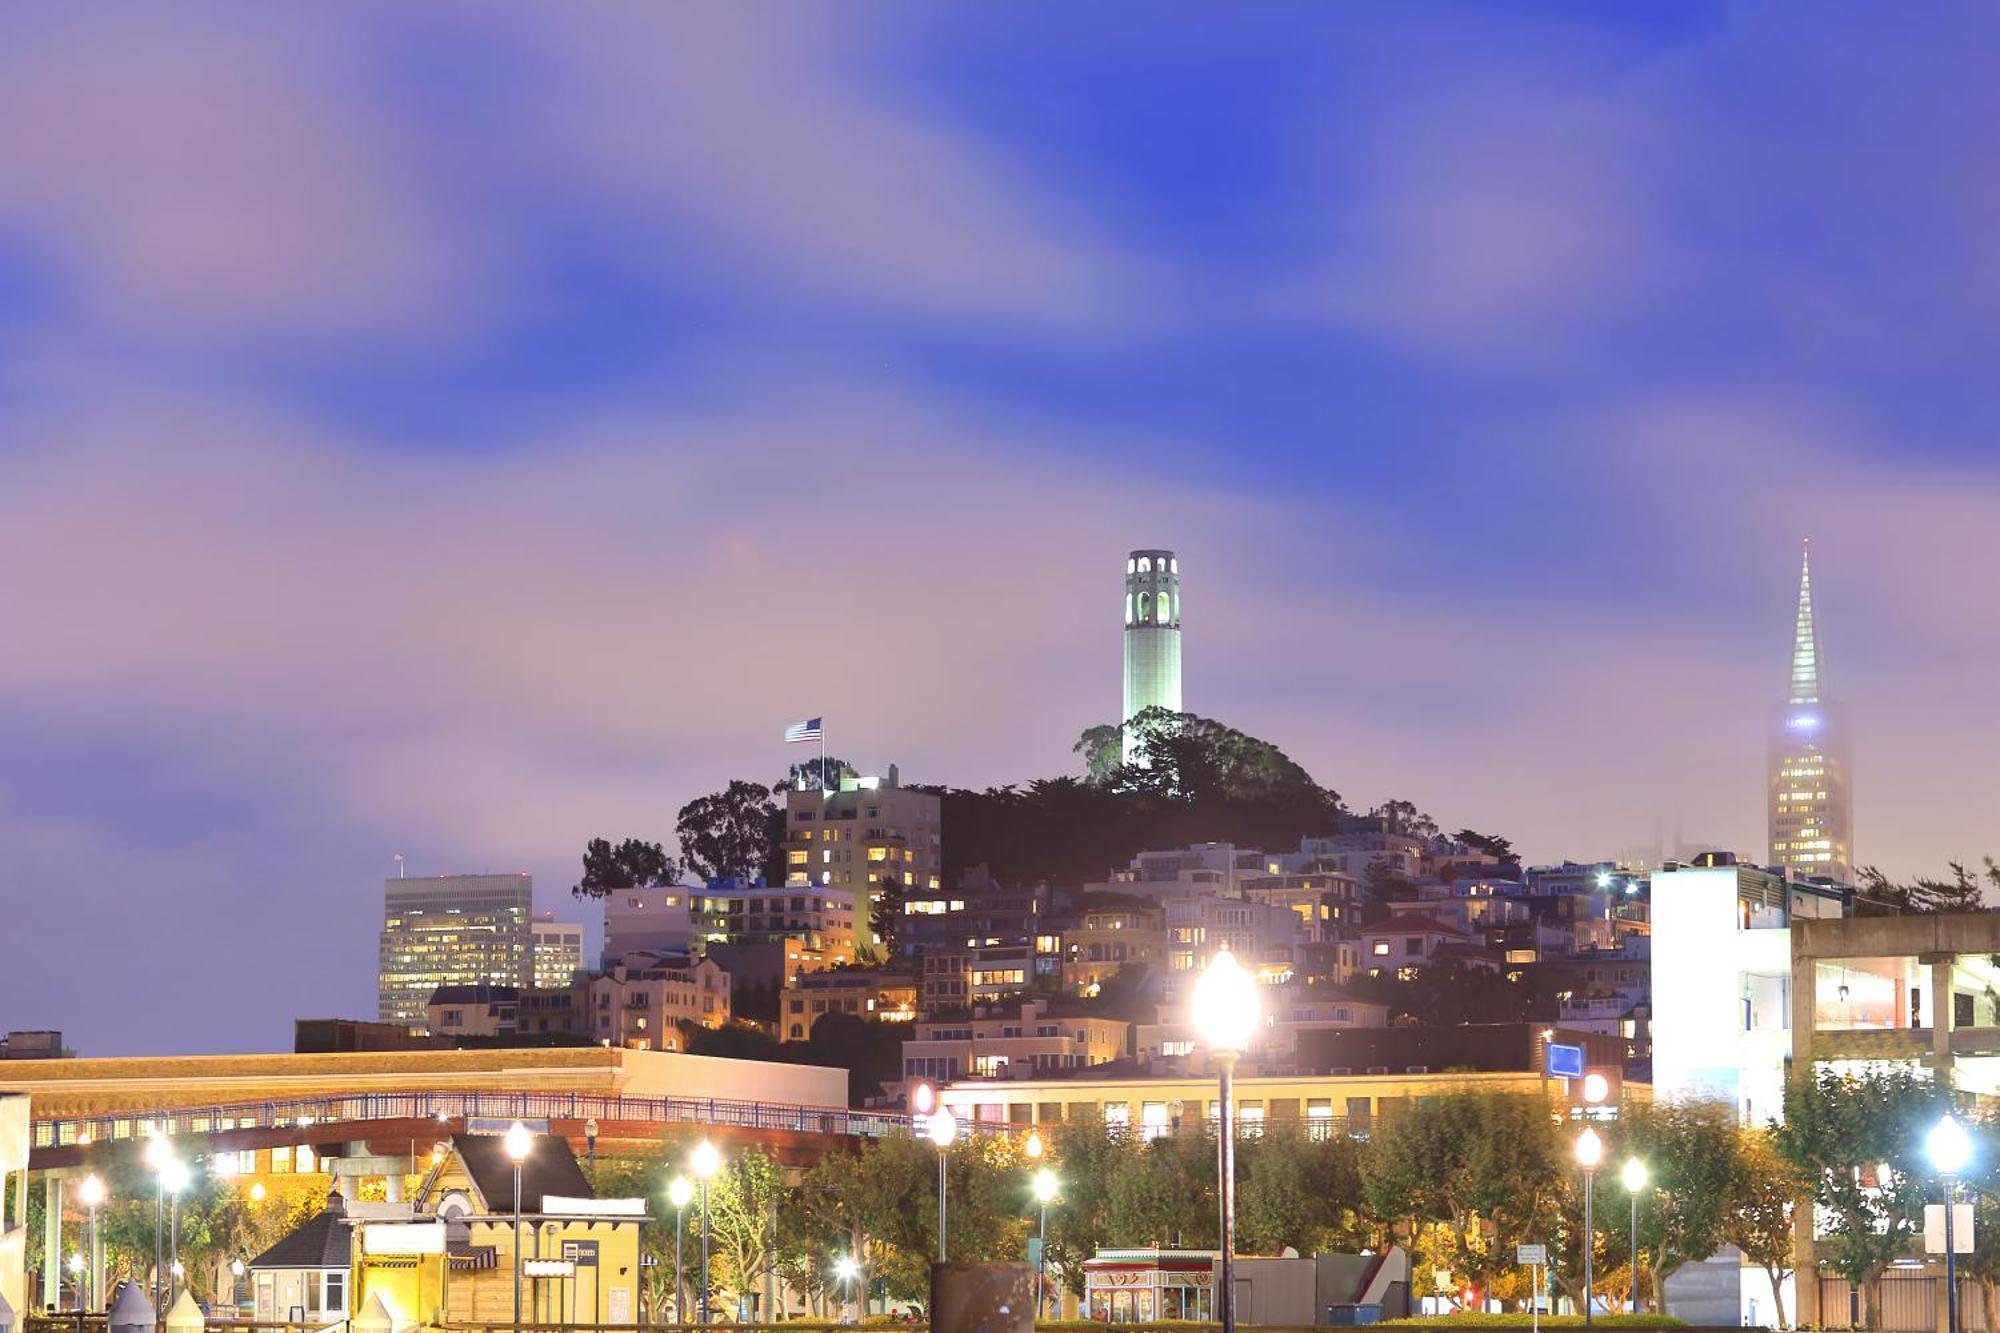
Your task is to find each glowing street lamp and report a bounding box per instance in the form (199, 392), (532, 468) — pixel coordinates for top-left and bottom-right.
(834, 1255), (861, 1321)
(1194, 947), (1259, 1333)
(1024, 1130), (1043, 1160)
(691, 1139), (723, 1323)
(1032, 1168), (1060, 1319)
(76, 1173), (105, 1313)
(161, 1157), (192, 1299)
(1621, 1159), (1648, 1314)
(144, 1133), (175, 1310)
(668, 1175), (694, 1323)
(927, 1107), (958, 1262)
(1929, 1115), (1974, 1333)
(1575, 1128), (1604, 1329)
(503, 1121), (535, 1331)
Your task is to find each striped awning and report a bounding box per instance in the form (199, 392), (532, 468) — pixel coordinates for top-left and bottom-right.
(448, 1245), (498, 1271)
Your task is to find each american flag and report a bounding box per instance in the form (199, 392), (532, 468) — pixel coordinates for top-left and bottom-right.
(784, 717), (824, 744)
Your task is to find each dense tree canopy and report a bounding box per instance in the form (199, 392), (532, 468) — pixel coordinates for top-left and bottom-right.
(674, 779), (779, 884)
(571, 836), (678, 899)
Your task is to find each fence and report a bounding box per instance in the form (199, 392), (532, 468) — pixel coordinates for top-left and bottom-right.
(32, 1091), (912, 1151)
(1815, 1270), (1987, 1332)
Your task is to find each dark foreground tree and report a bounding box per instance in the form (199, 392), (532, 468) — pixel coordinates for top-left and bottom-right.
(571, 836), (678, 899)
(675, 779), (778, 883)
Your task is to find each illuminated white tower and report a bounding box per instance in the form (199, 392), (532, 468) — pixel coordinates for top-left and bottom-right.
(1767, 539), (1854, 884)
(1123, 549), (1182, 760)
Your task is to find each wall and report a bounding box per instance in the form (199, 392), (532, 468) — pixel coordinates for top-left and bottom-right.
(0, 1093), (27, 1316)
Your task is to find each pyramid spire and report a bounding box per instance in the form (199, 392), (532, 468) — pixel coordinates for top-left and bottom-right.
(1789, 538), (1820, 704)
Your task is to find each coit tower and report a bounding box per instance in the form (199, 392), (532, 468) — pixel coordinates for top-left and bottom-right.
(1123, 549), (1182, 760)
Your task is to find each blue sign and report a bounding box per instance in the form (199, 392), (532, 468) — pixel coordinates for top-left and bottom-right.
(1546, 1043), (1585, 1078)
(1027, 1238), (1044, 1267)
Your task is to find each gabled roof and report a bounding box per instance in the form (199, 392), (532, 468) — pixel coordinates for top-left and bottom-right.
(249, 1196), (352, 1271)
(453, 1132), (592, 1214)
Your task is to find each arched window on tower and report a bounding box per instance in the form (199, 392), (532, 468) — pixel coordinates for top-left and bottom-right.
(1139, 557), (1153, 574)
(1170, 557), (1178, 574)
(1157, 596), (1172, 625)
(1137, 591), (1151, 622)
(1125, 593), (1134, 625)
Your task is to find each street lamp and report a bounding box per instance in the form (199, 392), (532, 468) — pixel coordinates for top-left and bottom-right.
(1032, 1168), (1060, 1320)
(668, 1175), (694, 1323)
(67, 1253), (83, 1311)
(834, 1256), (860, 1322)
(1194, 946), (1260, 1333)
(1024, 1130), (1043, 1161)
(926, 1108), (958, 1263)
(691, 1138), (722, 1324)
(1621, 1159), (1648, 1314)
(144, 1133), (174, 1310)
(504, 1120), (535, 1331)
(161, 1157), (192, 1299)
(1929, 1114), (1974, 1333)
(1575, 1128), (1604, 1329)
(77, 1173), (105, 1314)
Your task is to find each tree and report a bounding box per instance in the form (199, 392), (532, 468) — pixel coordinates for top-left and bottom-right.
(870, 873), (908, 959)
(1726, 1129), (1804, 1329)
(707, 1146), (787, 1318)
(1368, 799), (1439, 840)
(1238, 1126), (1365, 1256)
(1854, 861), (1990, 915)
(674, 780), (777, 884)
(1362, 1092), (1563, 1301)
(1453, 829), (1521, 872)
(776, 756), (854, 793)
(571, 837), (678, 899)
(1073, 725), (1123, 785)
(1773, 1065), (1950, 1329)
(1606, 1101), (1747, 1312)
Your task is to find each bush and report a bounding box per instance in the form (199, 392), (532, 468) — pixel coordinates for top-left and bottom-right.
(1373, 1318), (1686, 1329)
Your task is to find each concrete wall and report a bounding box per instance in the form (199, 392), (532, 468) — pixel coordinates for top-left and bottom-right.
(0, 1093), (28, 1316)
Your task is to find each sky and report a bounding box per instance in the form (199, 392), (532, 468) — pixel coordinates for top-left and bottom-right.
(2, 3), (1998, 1056)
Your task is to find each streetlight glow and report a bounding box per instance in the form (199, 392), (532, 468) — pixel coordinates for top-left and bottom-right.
(1024, 1130), (1043, 1160)
(1621, 1158), (1648, 1193)
(161, 1159), (191, 1194)
(834, 1256), (859, 1281)
(926, 1107), (958, 1148)
(144, 1134), (174, 1172)
(503, 1120), (534, 1163)
(1575, 1127), (1604, 1168)
(1193, 947), (1260, 1052)
(77, 1176), (105, 1208)
(911, 1082), (935, 1116)
(667, 1175), (694, 1209)
(690, 1138), (722, 1179)
(1033, 1168), (1059, 1204)
(1929, 1115), (1973, 1176)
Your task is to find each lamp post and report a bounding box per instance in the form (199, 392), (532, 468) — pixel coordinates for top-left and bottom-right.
(1032, 1169), (1059, 1320)
(834, 1256), (860, 1323)
(668, 1176), (693, 1323)
(504, 1120), (535, 1332)
(161, 1157), (191, 1300)
(926, 1108), (958, 1263)
(76, 1174), (104, 1313)
(691, 1139), (722, 1324)
(144, 1133), (174, 1311)
(1620, 1159), (1647, 1314)
(1575, 1128), (1603, 1329)
(1194, 947), (1260, 1333)
(1928, 1114), (1974, 1333)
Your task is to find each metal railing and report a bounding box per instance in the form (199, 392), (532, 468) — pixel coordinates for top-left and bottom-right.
(32, 1090), (913, 1150)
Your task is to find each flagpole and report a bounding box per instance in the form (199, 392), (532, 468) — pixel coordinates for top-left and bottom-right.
(820, 727), (828, 791)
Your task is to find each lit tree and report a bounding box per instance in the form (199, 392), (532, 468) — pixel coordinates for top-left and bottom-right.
(1726, 1130), (1805, 1329)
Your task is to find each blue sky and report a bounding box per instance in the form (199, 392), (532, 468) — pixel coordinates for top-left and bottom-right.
(2, 4), (1997, 1055)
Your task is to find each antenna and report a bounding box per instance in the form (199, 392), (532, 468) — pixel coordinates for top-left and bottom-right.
(392, 852), (405, 879)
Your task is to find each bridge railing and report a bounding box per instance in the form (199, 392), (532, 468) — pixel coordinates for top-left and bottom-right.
(31, 1089), (915, 1150)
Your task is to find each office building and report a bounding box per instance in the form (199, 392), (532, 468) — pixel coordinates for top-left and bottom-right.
(780, 768), (941, 949)
(694, 879), (860, 969)
(902, 998), (1130, 1085)
(1767, 541), (1855, 884)
(1123, 549), (1182, 760)
(531, 914), (584, 988)
(378, 874), (533, 1029)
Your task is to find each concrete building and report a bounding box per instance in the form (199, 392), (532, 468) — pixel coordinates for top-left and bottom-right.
(693, 880), (859, 970)
(778, 967), (918, 1042)
(1650, 853), (1845, 1124)
(780, 769), (941, 950)
(1768, 541), (1855, 885)
(424, 984), (519, 1040)
(1135, 984), (1390, 1074)
(586, 952), (730, 1051)
(1163, 895), (1308, 978)
(902, 999), (1129, 1085)
(0, 1031), (71, 1059)
(379, 874), (533, 1030)
(937, 1066), (1642, 1138)
(1123, 549), (1182, 760)
(1358, 914), (1476, 978)
(1063, 896), (1167, 992)
(600, 885), (697, 967)
(531, 915), (584, 989)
